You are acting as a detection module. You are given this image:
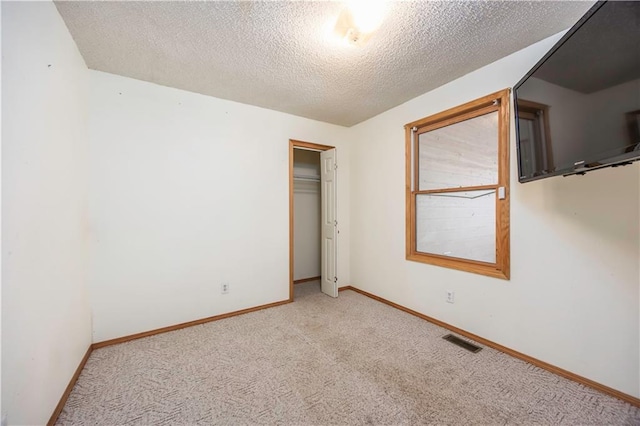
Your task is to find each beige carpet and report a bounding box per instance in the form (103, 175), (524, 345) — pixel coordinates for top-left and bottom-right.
(57, 282), (640, 425)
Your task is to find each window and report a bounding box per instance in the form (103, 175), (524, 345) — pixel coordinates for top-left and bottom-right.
(405, 89), (510, 279)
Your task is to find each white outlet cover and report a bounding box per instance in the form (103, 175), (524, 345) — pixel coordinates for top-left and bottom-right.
(446, 291), (455, 303)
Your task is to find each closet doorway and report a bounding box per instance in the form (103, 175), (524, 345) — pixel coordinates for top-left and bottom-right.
(289, 139), (337, 301)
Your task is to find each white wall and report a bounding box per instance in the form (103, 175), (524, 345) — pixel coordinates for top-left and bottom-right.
(349, 33), (640, 398)
(88, 71), (350, 342)
(1, 2), (92, 424)
(1, 3), (4, 422)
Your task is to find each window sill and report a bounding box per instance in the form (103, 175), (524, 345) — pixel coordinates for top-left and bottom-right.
(406, 253), (510, 280)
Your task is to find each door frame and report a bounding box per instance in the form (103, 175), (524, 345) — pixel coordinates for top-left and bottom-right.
(289, 139), (336, 301)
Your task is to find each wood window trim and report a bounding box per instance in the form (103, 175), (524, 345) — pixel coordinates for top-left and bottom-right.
(405, 89), (511, 280)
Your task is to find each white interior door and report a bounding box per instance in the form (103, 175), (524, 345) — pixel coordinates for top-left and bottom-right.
(320, 148), (338, 298)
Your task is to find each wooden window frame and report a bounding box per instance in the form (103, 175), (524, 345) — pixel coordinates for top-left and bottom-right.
(405, 89), (511, 280)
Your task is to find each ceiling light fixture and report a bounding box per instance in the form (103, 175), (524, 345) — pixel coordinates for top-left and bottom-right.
(333, 0), (387, 46)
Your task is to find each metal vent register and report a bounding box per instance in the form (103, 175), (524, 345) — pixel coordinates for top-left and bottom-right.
(442, 334), (482, 353)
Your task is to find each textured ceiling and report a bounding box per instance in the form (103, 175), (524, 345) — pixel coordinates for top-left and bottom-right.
(54, 1), (595, 127)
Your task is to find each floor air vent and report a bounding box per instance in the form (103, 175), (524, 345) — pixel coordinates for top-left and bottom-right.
(442, 334), (482, 353)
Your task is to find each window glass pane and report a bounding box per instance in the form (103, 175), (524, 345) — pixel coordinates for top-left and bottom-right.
(418, 112), (498, 190)
(416, 190), (496, 263)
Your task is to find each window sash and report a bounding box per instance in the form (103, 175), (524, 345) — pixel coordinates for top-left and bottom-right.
(416, 110), (500, 192)
(405, 89), (510, 280)
(415, 190), (497, 264)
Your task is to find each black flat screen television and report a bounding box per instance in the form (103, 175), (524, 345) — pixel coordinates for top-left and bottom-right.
(514, 0), (640, 183)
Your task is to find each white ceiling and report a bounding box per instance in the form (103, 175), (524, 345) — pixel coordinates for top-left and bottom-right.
(54, 1), (595, 127)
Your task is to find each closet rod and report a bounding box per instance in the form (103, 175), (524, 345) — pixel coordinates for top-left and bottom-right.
(293, 175), (320, 182)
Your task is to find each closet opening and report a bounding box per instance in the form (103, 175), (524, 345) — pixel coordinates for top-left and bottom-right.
(289, 140), (337, 301)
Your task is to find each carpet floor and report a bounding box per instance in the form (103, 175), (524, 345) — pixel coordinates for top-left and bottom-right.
(57, 282), (640, 425)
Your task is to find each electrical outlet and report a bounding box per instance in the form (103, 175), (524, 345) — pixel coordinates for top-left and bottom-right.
(221, 283), (229, 294)
(446, 290), (455, 304)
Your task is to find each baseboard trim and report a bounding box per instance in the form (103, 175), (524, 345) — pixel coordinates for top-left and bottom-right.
(92, 299), (292, 349)
(294, 276), (321, 284)
(341, 285), (640, 408)
(47, 345), (93, 426)
(50, 286), (638, 425)
(49, 298), (292, 424)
